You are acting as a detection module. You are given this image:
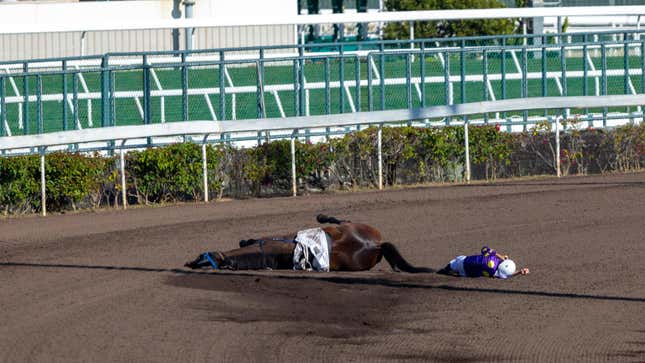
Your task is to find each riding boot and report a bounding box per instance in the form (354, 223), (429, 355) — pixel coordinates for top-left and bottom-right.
(436, 264), (453, 275)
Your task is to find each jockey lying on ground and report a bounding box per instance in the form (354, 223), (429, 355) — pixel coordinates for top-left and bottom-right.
(437, 246), (530, 278)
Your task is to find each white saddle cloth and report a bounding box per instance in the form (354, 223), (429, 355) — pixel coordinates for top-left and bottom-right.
(293, 227), (331, 272)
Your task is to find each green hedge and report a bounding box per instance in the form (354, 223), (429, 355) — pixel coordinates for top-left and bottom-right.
(1, 123), (644, 215)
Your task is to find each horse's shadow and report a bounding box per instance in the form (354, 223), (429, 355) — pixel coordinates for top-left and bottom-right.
(2, 261), (645, 303)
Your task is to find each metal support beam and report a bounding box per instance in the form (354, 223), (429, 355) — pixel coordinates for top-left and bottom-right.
(184, 0), (195, 50)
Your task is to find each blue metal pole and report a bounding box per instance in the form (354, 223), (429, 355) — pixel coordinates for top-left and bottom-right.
(482, 49), (488, 124)
(420, 43), (426, 108)
(339, 49), (345, 113)
(259, 48), (265, 117)
(143, 55), (151, 126)
(299, 46), (306, 116)
(379, 43), (385, 110)
(642, 40), (645, 123)
(37, 75), (42, 134)
(355, 56), (360, 112)
(181, 52), (188, 121)
(62, 60), (68, 131)
(502, 38), (509, 131)
(400, 52), (410, 126)
(101, 55), (109, 128)
(444, 50), (451, 125)
(172, 0), (181, 52)
(73, 72), (79, 130)
(405, 53), (412, 110)
(256, 60), (265, 119)
(325, 57), (331, 114)
(0, 76), (5, 137)
(561, 44), (567, 98)
(539, 43), (545, 119)
(219, 51), (226, 120)
(623, 36), (630, 104)
(601, 43), (607, 126)
(583, 34), (589, 125)
(460, 40), (466, 104)
(110, 70), (116, 126)
(522, 47), (528, 130)
(143, 55), (151, 144)
(293, 60), (299, 116)
(23, 63), (29, 135)
(184, 0), (195, 50)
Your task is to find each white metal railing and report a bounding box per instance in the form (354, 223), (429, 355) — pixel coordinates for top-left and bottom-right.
(1, 41), (642, 135)
(2, 94), (645, 216)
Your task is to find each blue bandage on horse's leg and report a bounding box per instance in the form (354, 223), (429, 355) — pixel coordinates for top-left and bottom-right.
(203, 252), (219, 269)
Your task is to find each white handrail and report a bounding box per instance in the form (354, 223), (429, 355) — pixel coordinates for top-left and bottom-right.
(2, 94), (644, 151)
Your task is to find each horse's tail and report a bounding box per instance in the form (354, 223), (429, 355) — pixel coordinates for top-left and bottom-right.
(380, 242), (434, 273)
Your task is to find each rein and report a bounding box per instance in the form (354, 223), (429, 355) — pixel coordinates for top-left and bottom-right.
(202, 252), (219, 269)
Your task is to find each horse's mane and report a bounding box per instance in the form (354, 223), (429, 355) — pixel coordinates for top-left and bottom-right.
(380, 242), (434, 273)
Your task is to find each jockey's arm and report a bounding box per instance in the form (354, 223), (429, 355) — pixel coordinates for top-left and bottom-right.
(512, 267), (530, 276)
(496, 253), (509, 260)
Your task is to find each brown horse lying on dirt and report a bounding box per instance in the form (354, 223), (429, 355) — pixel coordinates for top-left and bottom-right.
(185, 214), (433, 273)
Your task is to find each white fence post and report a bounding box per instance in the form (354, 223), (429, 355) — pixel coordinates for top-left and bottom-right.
(377, 124), (383, 190)
(464, 119), (471, 183)
(556, 115), (561, 177)
(120, 141), (127, 209)
(291, 130), (297, 197)
(202, 136), (209, 202)
(40, 147), (46, 216)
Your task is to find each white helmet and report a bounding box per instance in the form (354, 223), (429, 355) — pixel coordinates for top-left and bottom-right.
(497, 259), (516, 278)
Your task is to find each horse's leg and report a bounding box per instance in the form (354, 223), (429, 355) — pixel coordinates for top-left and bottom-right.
(317, 214), (350, 225)
(185, 241), (295, 270)
(239, 234), (294, 248)
(224, 241), (295, 270)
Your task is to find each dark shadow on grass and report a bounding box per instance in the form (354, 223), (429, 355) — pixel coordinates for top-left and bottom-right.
(3, 261), (645, 303)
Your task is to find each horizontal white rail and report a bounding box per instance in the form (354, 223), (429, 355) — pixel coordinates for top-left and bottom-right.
(0, 40), (637, 71)
(2, 6), (645, 35)
(2, 94), (644, 151)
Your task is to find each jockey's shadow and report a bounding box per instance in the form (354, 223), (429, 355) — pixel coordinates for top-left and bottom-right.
(3, 261), (645, 304)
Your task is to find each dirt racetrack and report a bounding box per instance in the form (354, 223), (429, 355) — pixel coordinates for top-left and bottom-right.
(2, 173), (645, 362)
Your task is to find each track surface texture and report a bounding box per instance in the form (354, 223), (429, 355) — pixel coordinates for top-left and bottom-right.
(2, 173), (645, 362)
